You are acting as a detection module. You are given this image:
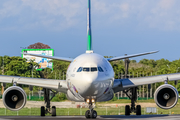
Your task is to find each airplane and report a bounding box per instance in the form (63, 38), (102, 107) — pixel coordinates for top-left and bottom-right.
(0, 0), (180, 119)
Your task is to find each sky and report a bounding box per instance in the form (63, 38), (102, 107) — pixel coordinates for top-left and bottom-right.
(0, 0), (180, 61)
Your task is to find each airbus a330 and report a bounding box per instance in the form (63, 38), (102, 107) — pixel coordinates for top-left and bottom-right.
(1, 0), (180, 119)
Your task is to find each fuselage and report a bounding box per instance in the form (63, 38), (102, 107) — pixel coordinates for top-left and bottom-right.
(66, 52), (115, 102)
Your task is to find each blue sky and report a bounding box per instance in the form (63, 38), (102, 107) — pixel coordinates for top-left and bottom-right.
(0, 0), (180, 61)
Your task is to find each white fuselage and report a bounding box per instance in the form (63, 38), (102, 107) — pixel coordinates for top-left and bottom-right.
(66, 53), (115, 102)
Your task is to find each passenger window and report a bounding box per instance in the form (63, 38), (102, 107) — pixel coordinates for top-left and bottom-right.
(98, 67), (104, 72)
(77, 67), (83, 72)
(91, 67), (97, 72)
(83, 68), (90, 72)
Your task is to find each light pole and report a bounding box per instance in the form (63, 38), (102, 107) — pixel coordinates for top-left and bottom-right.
(32, 63), (34, 78)
(1, 56), (4, 95)
(176, 67), (180, 73)
(175, 67), (180, 89)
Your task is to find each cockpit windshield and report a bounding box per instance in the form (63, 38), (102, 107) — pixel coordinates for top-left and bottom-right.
(77, 67), (103, 72)
(91, 67), (97, 72)
(83, 68), (90, 72)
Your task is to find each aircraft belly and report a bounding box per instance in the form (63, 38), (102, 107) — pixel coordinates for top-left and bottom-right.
(78, 80), (113, 100)
(96, 89), (114, 102)
(66, 90), (84, 102)
(91, 81), (111, 98)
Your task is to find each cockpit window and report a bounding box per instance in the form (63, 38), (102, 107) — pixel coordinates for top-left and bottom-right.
(77, 67), (99, 72)
(83, 68), (90, 72)
(91, 67), (97, 72)
(77, 67), (83, 72)
(98, 67), (104, 72)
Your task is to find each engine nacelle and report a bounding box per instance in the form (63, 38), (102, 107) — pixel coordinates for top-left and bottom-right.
(154, 84), (178, 109)
(3, 86), (27, 111)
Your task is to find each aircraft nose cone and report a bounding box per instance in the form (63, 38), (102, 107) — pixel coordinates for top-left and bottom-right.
(77, 73), (98, 97)
(86, 76), (97, 83)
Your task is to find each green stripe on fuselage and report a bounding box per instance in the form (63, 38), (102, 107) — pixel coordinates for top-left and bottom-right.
(88, 34), (91, 50)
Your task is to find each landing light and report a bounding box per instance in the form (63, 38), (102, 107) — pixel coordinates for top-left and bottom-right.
(86, 99), (90, 103)
(92, 99), (95, 103)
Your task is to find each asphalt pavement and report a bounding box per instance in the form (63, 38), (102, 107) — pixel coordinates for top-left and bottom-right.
(0, 115), (179, 120)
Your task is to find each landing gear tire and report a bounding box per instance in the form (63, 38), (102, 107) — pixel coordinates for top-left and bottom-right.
(124, 87), (142, 116)
(125, 105), (130, 116)
(85, 110), (90, 119)
(136, 105), (141, 115)
(41, 106), (45, 116)
(90, 110), (97, 119)
(52, 106), (56, 116)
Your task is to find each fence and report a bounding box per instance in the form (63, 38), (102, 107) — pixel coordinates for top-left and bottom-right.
(0, 106), (178, 116)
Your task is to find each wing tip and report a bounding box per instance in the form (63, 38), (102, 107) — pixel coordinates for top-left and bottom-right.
(150, 50), (159, 54)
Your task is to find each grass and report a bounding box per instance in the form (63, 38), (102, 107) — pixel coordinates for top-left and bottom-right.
(0, 98), (180, 116)
(0, 105), (180, 116)
(98, 99), (155, 104)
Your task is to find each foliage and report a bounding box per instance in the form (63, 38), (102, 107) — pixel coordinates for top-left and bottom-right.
(41, 60), (70, 79)
(0, 56), (40, 78)
(1, 55), (180, 102)
(52, 93), (67, 102)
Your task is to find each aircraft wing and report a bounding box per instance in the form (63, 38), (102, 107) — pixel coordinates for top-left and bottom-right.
(112, 73), (180, 93)
(107, 50), (159, 62)
(22, 52), (73, 62)
(0, 75), (68, 93)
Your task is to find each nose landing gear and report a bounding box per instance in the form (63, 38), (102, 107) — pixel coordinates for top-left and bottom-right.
(85, 109), (97, 119)
(85, 99), (97, 119)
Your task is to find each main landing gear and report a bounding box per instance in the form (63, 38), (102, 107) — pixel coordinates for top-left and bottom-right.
(41, 88), (57, 116)
(85, 99), (97, 119)
(124, 87), (141, 116)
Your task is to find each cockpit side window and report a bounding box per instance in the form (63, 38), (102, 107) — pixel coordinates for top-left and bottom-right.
(83, 68), (90, 72)
(98, 67), (104, 72)
(77, 67), (83, 72)
(91, 67), (97, 72)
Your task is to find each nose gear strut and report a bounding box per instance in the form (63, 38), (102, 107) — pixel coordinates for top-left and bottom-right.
(85, 99), (97, 119)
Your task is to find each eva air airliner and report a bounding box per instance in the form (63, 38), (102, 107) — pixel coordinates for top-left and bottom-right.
(1, 0), (180, 119)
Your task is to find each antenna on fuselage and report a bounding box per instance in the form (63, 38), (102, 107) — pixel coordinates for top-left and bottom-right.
(86, 0), (93, 54)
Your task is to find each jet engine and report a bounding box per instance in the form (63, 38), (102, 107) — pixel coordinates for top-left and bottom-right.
(3, 86), (27, 111)
(154, 84), (178, 109)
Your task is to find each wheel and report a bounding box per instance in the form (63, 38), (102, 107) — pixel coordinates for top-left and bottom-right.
(41, 106), (45, 116)
(136, 105), (141, 115)
(90, 110), (97, 119)
(125, 105), (130, 116)
(85, 110), (90, 119)
(52, 106), (56, 116)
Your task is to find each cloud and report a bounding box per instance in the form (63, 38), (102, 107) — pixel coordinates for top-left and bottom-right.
(0, 0), (180, 31)
(92, 0), (180, 31)
(158, 0), (175, 10)
(0, 0), (86, 31)
(0, 1), (22, 18)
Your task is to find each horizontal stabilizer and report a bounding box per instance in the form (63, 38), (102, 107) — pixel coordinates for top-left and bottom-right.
(22, 52), (73, 62)
(107, 50), (159, 62)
